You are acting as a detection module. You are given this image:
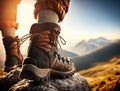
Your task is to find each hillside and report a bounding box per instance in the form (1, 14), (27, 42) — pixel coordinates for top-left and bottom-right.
(63, 50), (78, 58)
(74, 40), (120, 71)
(78, 56), (120, 91)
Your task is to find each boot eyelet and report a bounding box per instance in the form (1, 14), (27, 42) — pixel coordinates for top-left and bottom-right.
(50, 40), (54, 44)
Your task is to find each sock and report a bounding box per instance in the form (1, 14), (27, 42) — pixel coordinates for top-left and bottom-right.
(1, 28), (16, 38)
(37, 10), (59, 23)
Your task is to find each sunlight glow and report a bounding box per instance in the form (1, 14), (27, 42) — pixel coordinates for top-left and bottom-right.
(16, 1), (35, 37)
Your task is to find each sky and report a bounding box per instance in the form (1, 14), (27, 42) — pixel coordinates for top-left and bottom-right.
(0, 0), (119, 53)
(14, 0), (120, 50)
(60, 0), (120, 48)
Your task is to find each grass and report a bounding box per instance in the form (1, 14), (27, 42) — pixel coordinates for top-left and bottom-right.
(78, 56), (120, 91)
(0, 68), (7, 78)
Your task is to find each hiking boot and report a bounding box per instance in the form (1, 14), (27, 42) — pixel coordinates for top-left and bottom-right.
(20, 22), (75, 81)
(3, 36), (23, 72)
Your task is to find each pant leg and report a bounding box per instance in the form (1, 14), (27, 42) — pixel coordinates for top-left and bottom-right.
(0, 0), (21, 30)
(34, 0), (70, 22)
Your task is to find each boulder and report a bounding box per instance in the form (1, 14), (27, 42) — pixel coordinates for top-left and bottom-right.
(0, 69), (91, 91)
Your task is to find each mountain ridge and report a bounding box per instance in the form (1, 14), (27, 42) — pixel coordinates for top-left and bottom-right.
(72, 37), (112, 55)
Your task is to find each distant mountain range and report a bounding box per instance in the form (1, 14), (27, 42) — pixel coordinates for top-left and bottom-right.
(72, 37), (111, 55)
(74, 40), (120, 71)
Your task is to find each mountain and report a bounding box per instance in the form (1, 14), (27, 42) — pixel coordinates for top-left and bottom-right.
(63, 50), (78, 58)
(73, 37), (111, 55)
(78, 56), (120, 91)
(74, 40), (120, 71)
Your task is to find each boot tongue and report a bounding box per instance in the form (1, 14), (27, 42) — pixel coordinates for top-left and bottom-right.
(30, 22), (61, 52)
(30, 22), (61, 34)
(3, 36), (23, 60)
(3, 36), (17, 46)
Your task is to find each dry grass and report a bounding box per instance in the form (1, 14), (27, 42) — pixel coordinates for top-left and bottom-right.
(0, 68), (7, 78)
(78, 56), (120, 91)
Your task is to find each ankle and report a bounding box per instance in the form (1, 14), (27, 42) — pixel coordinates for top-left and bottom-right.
(1, 28), (16, 37)
(37, 10), (59, 23)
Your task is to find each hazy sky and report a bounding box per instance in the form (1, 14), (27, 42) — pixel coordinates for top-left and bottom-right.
(0, 0), (119, 63)
(61, 0), (120, 46)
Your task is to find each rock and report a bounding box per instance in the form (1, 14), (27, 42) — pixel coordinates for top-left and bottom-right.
(10, 75), (91, 91)
(0, 68), (21, 91)
(0, 69), (91, 91)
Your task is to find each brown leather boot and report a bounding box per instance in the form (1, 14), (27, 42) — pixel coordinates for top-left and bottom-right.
(3, 36), (23, 72)
(20, 22), (75, 81)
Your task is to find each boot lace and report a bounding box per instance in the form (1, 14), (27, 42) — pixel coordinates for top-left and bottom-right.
(18, 32), (66, 54)
(18, 32), (73, 65)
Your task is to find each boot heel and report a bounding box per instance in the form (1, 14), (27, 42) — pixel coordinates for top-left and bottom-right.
(20, 64), (50, 82)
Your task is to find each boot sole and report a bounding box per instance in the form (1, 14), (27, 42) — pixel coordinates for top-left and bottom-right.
(20, 64), (75, 82)
(4, 65), (18, 72)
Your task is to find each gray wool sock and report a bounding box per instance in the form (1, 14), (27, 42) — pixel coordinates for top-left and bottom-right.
(37, 10), (59, 23)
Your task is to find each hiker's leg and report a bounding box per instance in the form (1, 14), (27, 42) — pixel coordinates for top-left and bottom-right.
(20, 0), (75, 81)
(0, 0), (23, 72)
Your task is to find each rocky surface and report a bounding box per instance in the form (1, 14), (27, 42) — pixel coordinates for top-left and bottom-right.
(0, 68), (21, 91)
(0, 68), (91, 91)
